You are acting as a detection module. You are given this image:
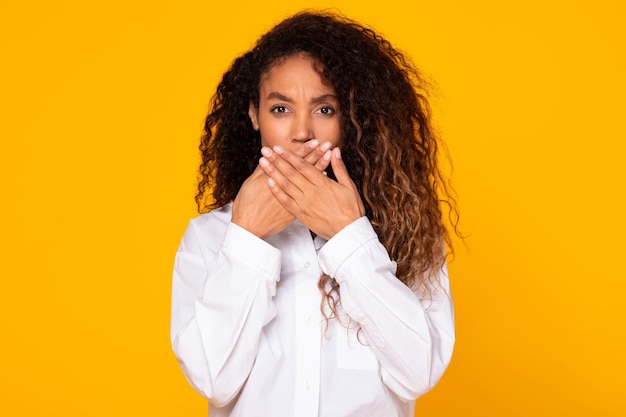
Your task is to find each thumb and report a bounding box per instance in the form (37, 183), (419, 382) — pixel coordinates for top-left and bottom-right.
(330, 148), (352, 185)
(250, 164), (265, 179)
(331, 148), (366, 216)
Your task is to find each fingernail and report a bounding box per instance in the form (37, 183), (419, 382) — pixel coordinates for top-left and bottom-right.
(308, 139), (319, 148)
(261, 147), (273, 157)
(273, 145), (284, 154)
(259, 157), (270, 168)
(323, 150), (331, 161)
(335, 148), (342, 159)
(321, 141), (332, 152)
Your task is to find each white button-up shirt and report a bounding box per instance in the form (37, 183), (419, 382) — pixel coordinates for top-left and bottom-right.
(171, 204), (454, 417)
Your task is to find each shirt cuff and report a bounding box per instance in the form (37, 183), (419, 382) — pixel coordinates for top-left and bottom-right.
(221, 221), (282, 280)
(318, 216), (378, 278)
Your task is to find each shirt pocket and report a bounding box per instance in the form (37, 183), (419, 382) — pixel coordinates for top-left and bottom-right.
(336, 328), (379, 370)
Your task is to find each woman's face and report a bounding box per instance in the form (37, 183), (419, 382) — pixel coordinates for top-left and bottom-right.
(248, 54), (342, 152)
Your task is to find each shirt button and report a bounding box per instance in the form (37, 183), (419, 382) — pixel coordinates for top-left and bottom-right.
(303, 262), (311, 269)
(305, 380), (311, 390)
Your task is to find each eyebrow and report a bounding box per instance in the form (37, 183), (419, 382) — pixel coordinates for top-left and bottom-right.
(266, 92), (338, 103)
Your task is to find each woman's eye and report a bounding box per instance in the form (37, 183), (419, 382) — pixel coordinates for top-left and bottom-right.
(271, 105), (288, 113)
(317, 106), (335, 116)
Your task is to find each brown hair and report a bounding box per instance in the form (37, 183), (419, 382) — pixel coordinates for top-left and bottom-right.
(197, 10), (459, 316)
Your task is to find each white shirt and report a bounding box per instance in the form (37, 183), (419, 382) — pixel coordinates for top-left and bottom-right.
(171, 203), (454, 417)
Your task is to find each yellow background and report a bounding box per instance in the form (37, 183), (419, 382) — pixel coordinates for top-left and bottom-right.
(1, 0), (624, 415)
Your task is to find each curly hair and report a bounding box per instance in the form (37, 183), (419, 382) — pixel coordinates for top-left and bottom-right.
(197, 10), (459, 309)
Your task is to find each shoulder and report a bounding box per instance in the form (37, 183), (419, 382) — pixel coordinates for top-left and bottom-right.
(189, 203), (233, 232)
(180, 203), (233, 254)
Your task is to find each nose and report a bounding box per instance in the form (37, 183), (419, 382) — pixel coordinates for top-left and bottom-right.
(292, 113), (314, 143)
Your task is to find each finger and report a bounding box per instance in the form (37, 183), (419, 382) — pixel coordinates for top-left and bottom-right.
(260, 147), (291, 178)
(267, 176), (301, 216)
(272, 145), (325, 185)
(330, 148), (353, 185)
(303, 141), (332, 167)
(261, 143), (328, 171)
(331, 148), (366, 216)
(294, 139), (320, 158)
(259, 155), (304, 197)
(314, 149), (332, 172)
(260, 146), (312, 188)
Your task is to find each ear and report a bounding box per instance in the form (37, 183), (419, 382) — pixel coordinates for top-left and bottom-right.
(248, 102), (260, 131)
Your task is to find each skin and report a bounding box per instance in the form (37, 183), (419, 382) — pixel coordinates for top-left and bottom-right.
(231, 140), (332, 238)
(232, 54), (364, 240)
(248, 53), (342, 151)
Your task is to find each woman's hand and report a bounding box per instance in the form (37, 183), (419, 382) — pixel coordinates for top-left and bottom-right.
(259, 145), (365, 240)
(231, 140), (333, 238)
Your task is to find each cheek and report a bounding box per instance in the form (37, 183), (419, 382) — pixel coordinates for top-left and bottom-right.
(258, 118), (285, 147)
(327, 121), (343, 146)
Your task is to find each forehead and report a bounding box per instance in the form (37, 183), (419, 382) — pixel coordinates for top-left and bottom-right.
(259, 54), (335, 94)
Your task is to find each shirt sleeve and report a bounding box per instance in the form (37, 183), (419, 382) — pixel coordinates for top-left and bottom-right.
(170, 216), (281, 407)
(317, 216), (455, 401)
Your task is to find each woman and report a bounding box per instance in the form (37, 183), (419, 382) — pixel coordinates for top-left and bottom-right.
(171, 10), (457, 417)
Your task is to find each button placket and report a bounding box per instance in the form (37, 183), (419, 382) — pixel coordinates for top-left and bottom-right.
(293, 255), (321, 417)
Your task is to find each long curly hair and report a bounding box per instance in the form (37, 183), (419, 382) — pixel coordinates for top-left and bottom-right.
(197, 10), (459, 309)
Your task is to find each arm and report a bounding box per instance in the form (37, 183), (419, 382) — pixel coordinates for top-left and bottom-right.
(170, 214), (281, 407)
(171, 141), (333, 405)
(318, 217), (455, 401)
(258, 145), (454, 398)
